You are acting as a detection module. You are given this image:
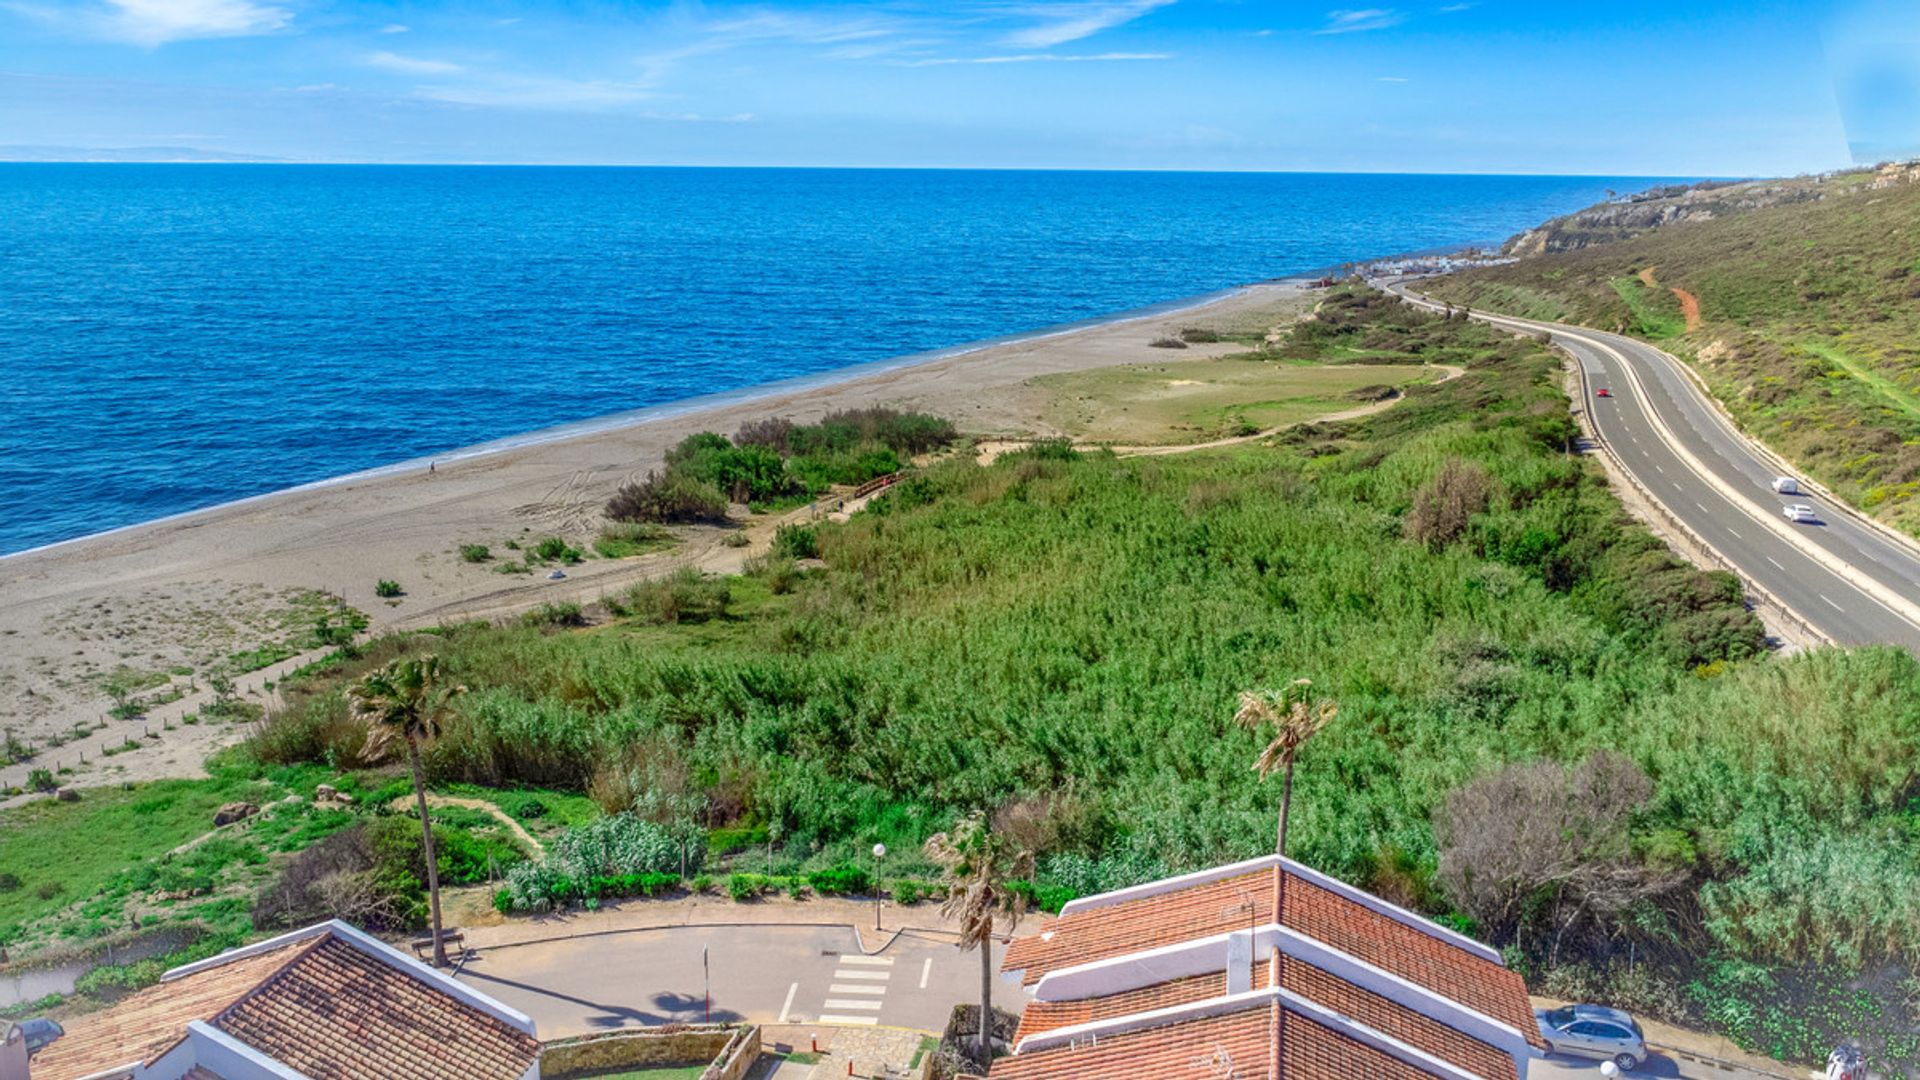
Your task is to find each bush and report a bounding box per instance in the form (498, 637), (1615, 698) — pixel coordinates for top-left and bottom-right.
(533, 536), (583, 564)
(458, 544), (491, 563)
(594, 522), (672, 559)
(27, 767), (54, 793)
(1148, 336), (1188, 349)
(607, 470), (730, 524)
(620, 569), (730, 624)
(498, 815), (695, 913)
(521, 602), (586, 629)
(807, 863), (872, 895)
(772, 524), (820, 560)
(1403, 458), (1493, 549)
(373, 580), (403, 598)
(1178, 327), (1221, 343)
(734, 416), (797, 452)
(727, 872), (761, 902)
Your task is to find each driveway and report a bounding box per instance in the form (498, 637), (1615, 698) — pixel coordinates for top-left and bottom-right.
(457, 923), (1009, 1038)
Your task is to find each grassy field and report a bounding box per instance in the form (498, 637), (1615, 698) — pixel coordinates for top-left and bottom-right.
(1426, 172), (1920, 536)
(1031, 357), (1438, 444)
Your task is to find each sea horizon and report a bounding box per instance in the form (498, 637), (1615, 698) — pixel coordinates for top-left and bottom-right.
(0, 165), (1679, 555)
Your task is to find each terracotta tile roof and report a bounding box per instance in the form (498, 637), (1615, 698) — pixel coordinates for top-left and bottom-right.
(1016, 956), (1516, 1080)
(30, 927), (537, 1080)
(29, 939), (323, 1080)
(214, 936), (538, 1080)
(1003, 867), (1541, 1046)
(988, 999), (1446, 1080)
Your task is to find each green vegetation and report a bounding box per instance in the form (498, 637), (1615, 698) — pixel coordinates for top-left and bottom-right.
(373, 579), (403, 599)
(606, 408), (956, 524)
(459, 543), (492, 563)
(593, 522), (674, 559)
(1427, 172), (1920, 536)
(1031, 356), (1438, 445)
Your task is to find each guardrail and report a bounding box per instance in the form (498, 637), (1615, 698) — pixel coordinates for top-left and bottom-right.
(851, 472), (906, 500)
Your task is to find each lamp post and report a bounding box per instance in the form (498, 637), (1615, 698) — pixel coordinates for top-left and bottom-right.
(872, 843), (887, 931)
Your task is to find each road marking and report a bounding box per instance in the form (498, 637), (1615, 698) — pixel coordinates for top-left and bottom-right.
(819, 1015), (880, 1026)
(920, 958), (932, 990)
(1672, 482), (1684, 492)
(824, 999), (886, 1011)
(1654, 464), (1665, 474)
(838, 955), (895, 967)
(1767, 556), (1786, 570)
(1727, 528), (1742, 539)
(829, 984), (888, 996)
(832, 969), (891, 981)
(1695, 502), (1708, 513)
(1822, 594), (1845, 612)
(779, 982), (797, 1024)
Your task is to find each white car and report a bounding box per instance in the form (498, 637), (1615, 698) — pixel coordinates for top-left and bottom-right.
(1771, 476), (1801, 495)
(1535, 1005), (1646, 1069)
(1784, 504), (1818, 523)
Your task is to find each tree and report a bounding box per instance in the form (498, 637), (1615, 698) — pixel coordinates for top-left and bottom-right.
(1234, 679), (1336, 1080)
(349, 655), (466, 966)
(925, 808), (1034, 1063)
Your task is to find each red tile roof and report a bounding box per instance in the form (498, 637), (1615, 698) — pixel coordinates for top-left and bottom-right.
(30, 927), (537, 1080)
(214, 936), (537, 1080)
(989, 999), (1446, 1080)
(1003, 866), (1540, 1047)
(1015, 955), (1516, 1080)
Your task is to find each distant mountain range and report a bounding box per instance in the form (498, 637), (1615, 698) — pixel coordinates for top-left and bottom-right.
(0, 145), (283, 163)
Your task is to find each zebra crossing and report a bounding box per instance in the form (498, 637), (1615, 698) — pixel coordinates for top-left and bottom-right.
(817, 953), (895, 1025)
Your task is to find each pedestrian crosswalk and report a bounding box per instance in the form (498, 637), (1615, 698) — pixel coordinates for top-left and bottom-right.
(818, 953), (894, 1025)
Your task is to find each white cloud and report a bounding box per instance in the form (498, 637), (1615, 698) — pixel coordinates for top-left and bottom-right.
(1378, 75), (1408, 82)
(378, 22), (407, 34)
(363, 51), (464, 75)
(1316, 8), (1406, 34)
(900, 51), (1169, 66)
(414, 74), (657, 110)
(48, 0), (293, 45)
(1437, 3), (1473, 11)
(1002, 1), (1176, 48)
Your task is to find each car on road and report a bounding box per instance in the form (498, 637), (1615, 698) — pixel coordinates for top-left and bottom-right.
(1536, 1004), (1645, 1069)
(1784, 503), (1819, 523)
(1772, 475), (1801, 495)
(16, 1017), (64, 1056)
(1595, 387), (1612, 398)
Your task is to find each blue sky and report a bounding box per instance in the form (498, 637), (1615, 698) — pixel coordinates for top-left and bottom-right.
(0, 0), (1906, 172)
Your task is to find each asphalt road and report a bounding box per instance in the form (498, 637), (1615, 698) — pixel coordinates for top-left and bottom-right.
(1533, 1050), (1783, 1080)
(1385, 279), (1920, 651)
(456, 923), (1006, 1039)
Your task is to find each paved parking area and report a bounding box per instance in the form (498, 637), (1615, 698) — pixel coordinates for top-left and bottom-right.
(456, 923), (1008, 1038)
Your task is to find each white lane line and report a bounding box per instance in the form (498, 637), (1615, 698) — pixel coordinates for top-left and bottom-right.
(832, 970), (892, 981)
(1695, 502), (1709, 513)
(1822, 594), (1845, 612)
(819, 1015), (879, 1026)
(1654, 464), (1665, 474)
(829, 984), (888, 996)
(823, 999), (886, 1011)
(778, 982), (798, 1024)
(838, 955), (895, 967)
(1672, 482), (1684, 492)
(1728, 528), (1742, 539)
(920, 958), (932, 990)
(1767, 556), (1786, 570)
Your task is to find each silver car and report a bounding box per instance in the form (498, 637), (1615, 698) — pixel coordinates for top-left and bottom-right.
(1536, 1004), (1646, 1069)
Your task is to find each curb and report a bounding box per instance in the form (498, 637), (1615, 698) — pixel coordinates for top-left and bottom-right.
(466, 918), (958, 958)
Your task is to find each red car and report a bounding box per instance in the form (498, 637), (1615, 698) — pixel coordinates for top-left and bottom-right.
(1595, 388), (1612, 398)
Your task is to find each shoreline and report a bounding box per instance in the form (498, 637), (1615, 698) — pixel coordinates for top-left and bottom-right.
(0, 279), (1317, 789)
(2, 281), (1265, 564)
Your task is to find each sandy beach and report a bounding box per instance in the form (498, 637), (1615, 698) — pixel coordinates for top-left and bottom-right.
(0, 283), (1311, 794)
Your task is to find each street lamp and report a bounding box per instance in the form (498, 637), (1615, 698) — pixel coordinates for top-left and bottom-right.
(872, 843), (887, 931)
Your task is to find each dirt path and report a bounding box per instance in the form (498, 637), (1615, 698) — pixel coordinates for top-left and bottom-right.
(392, 792), (546, 858)
(1672, 287), (1702, 332)
(974, 364), (1465, 464)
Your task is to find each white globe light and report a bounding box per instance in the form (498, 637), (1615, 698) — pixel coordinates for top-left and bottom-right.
(873, 843), (887, 859)
(1599, 1063), (1619, 1079)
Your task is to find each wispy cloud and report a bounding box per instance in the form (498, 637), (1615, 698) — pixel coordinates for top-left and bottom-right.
(21, 0), (293, 46)
(362, 51), (464, 75)
(414, 74), (657, 110)
(1437, 3), (1473, 11)
(1377, 75), (1408, 82)
(1315, 8), (1406, 35)
(1001, 1), (1177, 49)
(378, 23), (407, 34)
(900, 51), (1170, 66)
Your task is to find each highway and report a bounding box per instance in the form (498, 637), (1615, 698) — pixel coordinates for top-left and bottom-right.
(1383, 279), (1920, 651)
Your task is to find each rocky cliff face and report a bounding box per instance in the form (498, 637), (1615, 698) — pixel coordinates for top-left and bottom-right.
(1502, 169), (1914, 257)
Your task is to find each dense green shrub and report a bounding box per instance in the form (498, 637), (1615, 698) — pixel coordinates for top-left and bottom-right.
(498, 814), (696, 912)
(772, 524), (820, 560)
(619, 569), (730, 625)
(606, 470), (730, 524)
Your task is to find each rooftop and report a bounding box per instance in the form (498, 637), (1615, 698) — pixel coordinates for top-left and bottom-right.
(29, 921), (539, 1080)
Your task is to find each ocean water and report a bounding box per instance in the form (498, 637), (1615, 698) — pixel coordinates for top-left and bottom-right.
(0, 166), (1666, 556)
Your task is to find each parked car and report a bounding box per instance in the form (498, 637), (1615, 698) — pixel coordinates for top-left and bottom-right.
(1595, 387), (1613, 398)
(17, 1017), (63, 1056)
(1536, 1004), (1646, 1069)
(1784, 503), (1818, 522)
(1772, 476), (1801, 495)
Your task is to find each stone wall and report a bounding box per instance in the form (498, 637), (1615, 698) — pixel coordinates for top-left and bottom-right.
(541, 1024), (756, 1079)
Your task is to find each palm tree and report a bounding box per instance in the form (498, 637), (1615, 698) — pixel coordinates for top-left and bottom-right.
(1234, 680), (1335, 1080)
(925, 809), (1033, 1063)
(350, 655), (465, 967)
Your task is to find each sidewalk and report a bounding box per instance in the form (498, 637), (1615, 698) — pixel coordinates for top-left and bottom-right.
(757, 1024), (934, 1080)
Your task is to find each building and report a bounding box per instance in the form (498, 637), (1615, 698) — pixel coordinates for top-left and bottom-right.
(22, 921), (540, 1080)
(991, 854), (1546, 1079)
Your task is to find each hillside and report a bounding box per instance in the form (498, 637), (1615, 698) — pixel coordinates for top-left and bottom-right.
(1425, 163), (1920, 535)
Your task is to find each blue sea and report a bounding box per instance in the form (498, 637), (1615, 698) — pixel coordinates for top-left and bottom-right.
(0, 166), (1666, 556)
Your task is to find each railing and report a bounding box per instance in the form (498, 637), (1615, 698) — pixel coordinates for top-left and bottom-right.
(851, 471), (906, 500)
